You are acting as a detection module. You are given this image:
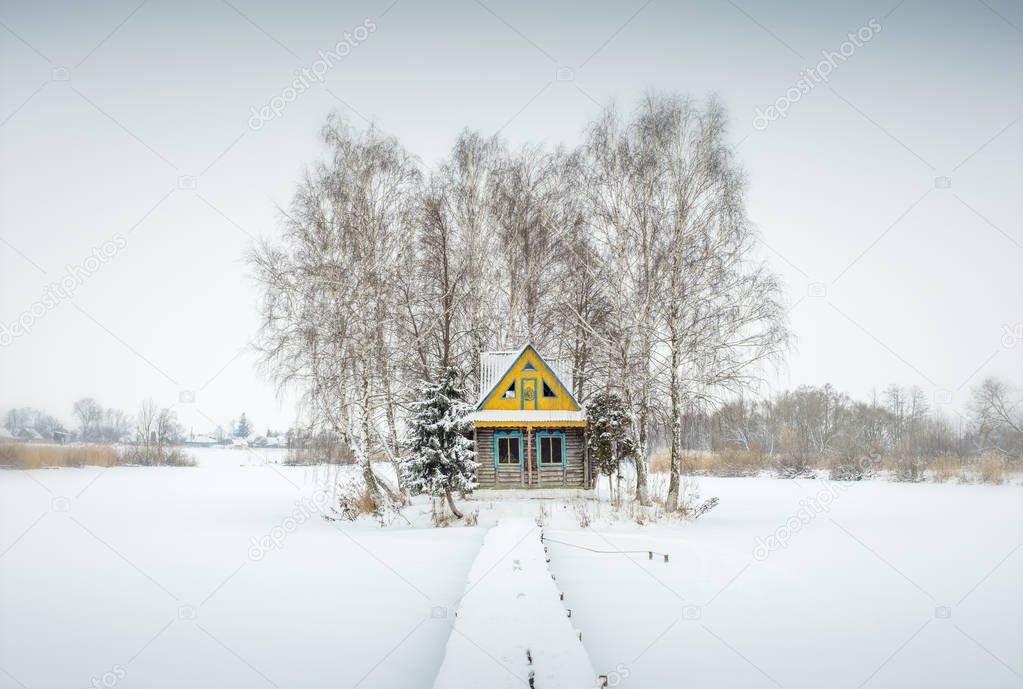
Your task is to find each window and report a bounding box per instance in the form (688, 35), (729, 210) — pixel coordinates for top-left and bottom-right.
(542, 380), (557, 398)
(495, 432), (522, 466)
(522, 360), (537, 372)
(537, 433), (565, 466)
(502, 380), (516, 399)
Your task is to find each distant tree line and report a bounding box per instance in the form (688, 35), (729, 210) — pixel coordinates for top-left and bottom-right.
(3, 398), (183, 445)
(666, 378), (1022, 479)
(4, 406), (70, 441)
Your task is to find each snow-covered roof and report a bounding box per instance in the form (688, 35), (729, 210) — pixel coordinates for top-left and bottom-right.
(478, 349), (519, 401)
(466, 410), (586, 424)
(478, 344), (574, 404)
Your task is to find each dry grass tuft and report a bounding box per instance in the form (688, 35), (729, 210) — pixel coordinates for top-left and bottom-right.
(354, 485), (377, 515)
(335, 482), (379, 521)
(573, 500), (592, 528)
(0, 444), (196, 469)
(431, 500), (455, 527)
(651, 447), (765, 477)
(927, 456), (964, 483)
(534, 505), (550, 527)
(0, 444), (120, 469)
(649, 448), (670, 473)
(645, 448), (1022, 485)
(977, 453), (1007, 485)
(116, 446), (196, 467)
(713, 448), (767, 476)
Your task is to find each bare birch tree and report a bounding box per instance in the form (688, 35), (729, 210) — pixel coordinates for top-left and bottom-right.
(490, 144), (561, 351)
(634, 94), (788, 510)
(251, 116), (420, 510)
(398, 131), (502, 389)
(581, 104), (659, 505)
(548, 148), (610, 399)
(73, 397), (102, 442)
(970, 377), (1023, 456)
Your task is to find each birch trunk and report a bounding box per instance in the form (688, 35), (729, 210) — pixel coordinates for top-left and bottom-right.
(359, 373), (383, 508)
(666, 330), (682, 512)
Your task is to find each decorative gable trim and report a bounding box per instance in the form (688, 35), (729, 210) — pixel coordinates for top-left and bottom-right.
(475, 343), (581, 411)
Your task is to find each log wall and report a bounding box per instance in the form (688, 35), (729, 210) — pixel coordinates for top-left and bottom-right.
(474, 426), (588, 488)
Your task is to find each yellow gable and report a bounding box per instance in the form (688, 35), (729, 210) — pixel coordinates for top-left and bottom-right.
(479, 346), (580, 412)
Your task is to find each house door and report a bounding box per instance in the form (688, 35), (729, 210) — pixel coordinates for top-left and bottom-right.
(520, 378), (538, 410)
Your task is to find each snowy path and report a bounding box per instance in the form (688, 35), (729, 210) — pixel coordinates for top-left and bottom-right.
(434, 518), (597, 689)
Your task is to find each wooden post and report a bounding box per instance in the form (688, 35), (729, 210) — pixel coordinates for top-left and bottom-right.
(583, 425), (590, 489)
(472, 426), (480, 485)
(562, 427), (567, 487)
(526, 426), (533, 488)
(520, 433), (525, 487)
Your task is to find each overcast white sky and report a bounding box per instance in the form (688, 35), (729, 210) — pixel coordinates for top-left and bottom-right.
(1, 0), (1021, 434)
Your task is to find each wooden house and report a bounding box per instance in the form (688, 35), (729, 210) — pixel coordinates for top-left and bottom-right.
(467, 344), (591, 489)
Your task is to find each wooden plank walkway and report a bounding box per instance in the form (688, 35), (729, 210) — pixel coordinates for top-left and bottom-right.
(433, 518), (597, 689)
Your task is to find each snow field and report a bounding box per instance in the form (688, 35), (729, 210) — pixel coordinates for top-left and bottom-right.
(2, 449), (1020, 688)
(0, 448), (483, 689)
(545, 477), (1023, 688)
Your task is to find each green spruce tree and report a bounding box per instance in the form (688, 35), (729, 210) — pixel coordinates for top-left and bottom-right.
(403, 368), (477, 518)
(235, 413), (251, 438)
(586, 391), (635, 502)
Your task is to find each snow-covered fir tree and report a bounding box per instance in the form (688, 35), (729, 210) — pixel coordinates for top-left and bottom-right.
(234, 413), (251, 438)
(403, 368), (477, 518)
(586, 391), (635, 501)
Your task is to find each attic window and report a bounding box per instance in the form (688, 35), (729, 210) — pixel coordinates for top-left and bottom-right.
(522, 360), (537, 372)
(542, 380), (556, 398)
(502, 380), (516, 399)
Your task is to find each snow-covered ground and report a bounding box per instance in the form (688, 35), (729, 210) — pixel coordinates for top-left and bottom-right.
(1, 449), (1021, 688)
(548, 478), (1023, 689)
(0, 448), (483, 689)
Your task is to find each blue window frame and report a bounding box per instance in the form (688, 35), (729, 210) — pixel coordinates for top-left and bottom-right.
(535, 431), (566, 467)
(494, 431), (523, 467)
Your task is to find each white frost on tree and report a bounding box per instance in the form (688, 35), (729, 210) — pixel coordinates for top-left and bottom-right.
(402, 368), (478, 519)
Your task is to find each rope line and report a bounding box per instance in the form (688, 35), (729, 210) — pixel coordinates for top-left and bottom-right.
(542, 536), (669, 560)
